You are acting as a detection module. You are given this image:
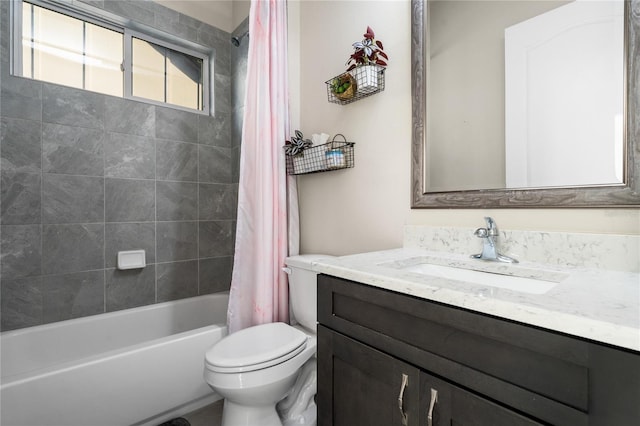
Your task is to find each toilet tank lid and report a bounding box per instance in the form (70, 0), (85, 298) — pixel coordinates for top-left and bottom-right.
(285, 254), (335, 270)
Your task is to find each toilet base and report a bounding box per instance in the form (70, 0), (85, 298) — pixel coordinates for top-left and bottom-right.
(221, 400), (282, 426)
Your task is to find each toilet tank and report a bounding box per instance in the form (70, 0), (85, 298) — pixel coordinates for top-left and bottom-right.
(284, 255), (334, 333)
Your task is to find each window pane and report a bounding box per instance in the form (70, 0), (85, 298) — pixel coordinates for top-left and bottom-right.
(166, 48), (203, 110)
(132, 37), (165, 102)
(85, 23), (123, 97)
(31, 4), (83, 88)
(21, 2), (32, 77)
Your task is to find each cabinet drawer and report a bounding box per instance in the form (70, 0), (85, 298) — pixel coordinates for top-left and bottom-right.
(319, 275), (589, 424)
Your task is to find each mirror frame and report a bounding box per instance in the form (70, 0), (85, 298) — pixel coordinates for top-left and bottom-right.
(411, 0), (640, 208)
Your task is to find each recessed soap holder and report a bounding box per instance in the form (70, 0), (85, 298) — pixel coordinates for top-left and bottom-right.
(117, 250), (146, 270)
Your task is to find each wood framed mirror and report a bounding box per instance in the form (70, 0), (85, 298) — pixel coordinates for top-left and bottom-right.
(411, 0), (639, 208)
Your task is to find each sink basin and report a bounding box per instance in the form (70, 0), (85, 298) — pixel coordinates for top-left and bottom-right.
(401, 263), (559, 295)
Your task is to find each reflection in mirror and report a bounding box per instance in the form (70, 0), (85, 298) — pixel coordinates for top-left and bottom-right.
(427, 0), (623, 192)
(411, 0), (640, 207)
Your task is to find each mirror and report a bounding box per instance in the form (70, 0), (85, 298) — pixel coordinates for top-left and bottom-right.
(411, 0), (640, 208)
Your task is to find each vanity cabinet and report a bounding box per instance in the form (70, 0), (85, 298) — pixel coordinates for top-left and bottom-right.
(317, 274), (640, 426)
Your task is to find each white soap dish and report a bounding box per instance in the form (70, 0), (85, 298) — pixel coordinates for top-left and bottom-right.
(117, 250), (146, 270)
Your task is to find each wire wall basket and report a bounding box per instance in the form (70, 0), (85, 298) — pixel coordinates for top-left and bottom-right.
(284, 134), (355, 175)
(326, 65), (386, 105)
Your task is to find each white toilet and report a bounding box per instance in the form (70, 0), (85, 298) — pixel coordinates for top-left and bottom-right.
(204, 255), (331, 426)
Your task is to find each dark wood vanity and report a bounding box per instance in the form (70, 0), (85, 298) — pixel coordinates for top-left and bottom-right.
(317, 274), (640, 425)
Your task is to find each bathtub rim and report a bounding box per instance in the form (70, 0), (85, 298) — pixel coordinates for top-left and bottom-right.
(1, 322), (228, 387)
(1, 292), (229, 339)
(1, 292), (229, 384)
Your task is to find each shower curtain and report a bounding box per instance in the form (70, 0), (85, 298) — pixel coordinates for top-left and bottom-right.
(227, 0), (299, 334)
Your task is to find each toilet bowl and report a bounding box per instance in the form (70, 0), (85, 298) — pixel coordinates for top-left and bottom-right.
(204, 255), (332, 426)
(205, 323), (317, 426)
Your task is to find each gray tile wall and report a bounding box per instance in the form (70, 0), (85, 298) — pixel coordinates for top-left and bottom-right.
(0, 0), (242, 331)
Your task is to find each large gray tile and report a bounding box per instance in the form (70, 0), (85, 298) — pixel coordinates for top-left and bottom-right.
(43, 84), (105, 130)
(199, 256), (233, 294)
(0, 76), (42, 122)
(232, 106), (244, 147)
(104, 97), (155, 137)
(104, 133), (155, 179)
(0, 225), (42, 279)
(155, 107), (198, 143)
(197, 25), (229, 54)
(184, 400), (224, 426)
(42, 123), (105, 176)
(232, 146), (240, 183)
(42, 224), (104, 275)
(199, 145), (232, 183)
(106, 266), (156, 312)
(0, 276), (43, 331)
(198, 183), (237, 221)
(0, 0), (7, 56)
(105, 178), (155, 222)
(1, 117), (42, 173)
(77, 0), (105, 9)
(156, 181), (197, 221)
(156, 140), (198, 181)
(103, 0), (156, 26)
(156, 221), (198, 262)
(105, 222), (156, 268)
(213, 74), (231, 114)
(157, 260), (198, 302)
(232, 46), (248, 109)
(199, 221), (235, 257)
(42, 271), (105, 323)
(178, 11), (206, 33)
(154, 9), (197, 43)
(213, 41), (231, 78)
(0, 172), (41, 225)
(153, 2), (180, 23)
(198, 113), (231, 147)
(42, 174), (104, 224)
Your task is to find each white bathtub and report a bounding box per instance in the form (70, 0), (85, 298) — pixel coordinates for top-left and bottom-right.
(0, 293), (229, 426)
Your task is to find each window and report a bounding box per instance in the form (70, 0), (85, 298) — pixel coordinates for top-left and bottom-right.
(14, 0), (210, 113)
(21, 2), (124, 96)
(131, 36), (204, 110)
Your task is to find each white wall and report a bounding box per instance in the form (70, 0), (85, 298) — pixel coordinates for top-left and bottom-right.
(292, 0), (640, 256)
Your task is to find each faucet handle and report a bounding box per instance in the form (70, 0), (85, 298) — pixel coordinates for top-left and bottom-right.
(474, 227), (488, 238)
(484, 217), (498, 236)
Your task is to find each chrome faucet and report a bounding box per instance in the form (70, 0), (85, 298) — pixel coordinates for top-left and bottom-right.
(471, 217), (518, 263)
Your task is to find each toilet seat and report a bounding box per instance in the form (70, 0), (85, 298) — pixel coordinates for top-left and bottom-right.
(205, 322), (308, 374)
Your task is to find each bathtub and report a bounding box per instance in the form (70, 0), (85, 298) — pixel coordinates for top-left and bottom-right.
(0, 293), (229, 426)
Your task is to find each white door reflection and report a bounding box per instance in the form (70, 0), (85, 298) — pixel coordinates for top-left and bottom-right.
(504, 0), (624, 188)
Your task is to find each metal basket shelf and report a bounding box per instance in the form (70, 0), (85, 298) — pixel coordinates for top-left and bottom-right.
(284, 135), (355, 176)
(326, 65), (386, 105)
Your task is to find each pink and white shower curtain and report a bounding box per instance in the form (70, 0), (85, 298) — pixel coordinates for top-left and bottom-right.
(227, 0), (299, 334)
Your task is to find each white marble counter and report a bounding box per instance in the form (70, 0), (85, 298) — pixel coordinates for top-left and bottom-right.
(312, 248), (640, 352)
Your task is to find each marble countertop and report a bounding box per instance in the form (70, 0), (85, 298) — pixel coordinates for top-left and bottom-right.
(313, 248), (640, 352)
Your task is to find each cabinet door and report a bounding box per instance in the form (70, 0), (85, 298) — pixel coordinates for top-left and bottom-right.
(318, 325), (420, 426)
(420, 371), (544, 426)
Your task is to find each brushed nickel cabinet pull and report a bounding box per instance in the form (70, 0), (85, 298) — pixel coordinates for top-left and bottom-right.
(427, 388), (438, 426)
(398, 373), (409, 426)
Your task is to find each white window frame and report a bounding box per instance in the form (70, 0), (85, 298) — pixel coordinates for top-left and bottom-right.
(124, 29), (209, 113)
(11, 0), (212, 115)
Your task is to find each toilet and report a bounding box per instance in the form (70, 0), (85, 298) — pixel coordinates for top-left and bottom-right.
(204, 255), (332, 426)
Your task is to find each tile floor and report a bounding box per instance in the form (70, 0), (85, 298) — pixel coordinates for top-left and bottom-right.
(182, 400), (224, 426)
